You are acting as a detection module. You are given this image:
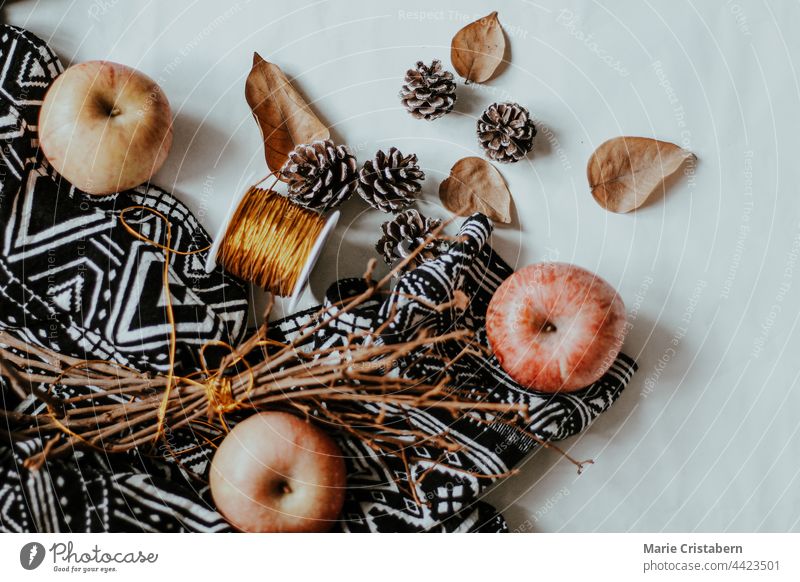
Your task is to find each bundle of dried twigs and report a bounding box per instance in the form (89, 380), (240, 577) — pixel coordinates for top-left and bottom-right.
(0, 228), (589, 482)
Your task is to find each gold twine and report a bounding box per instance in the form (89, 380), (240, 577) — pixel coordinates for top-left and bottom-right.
(217, 184), (325, 296)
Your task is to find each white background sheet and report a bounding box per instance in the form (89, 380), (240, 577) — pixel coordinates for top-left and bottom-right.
(5, 0), (799, 532)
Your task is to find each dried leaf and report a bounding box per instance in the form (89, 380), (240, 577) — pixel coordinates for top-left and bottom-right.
(587, 136), (695, 213)
(450, 11), (506, 83)
(245, 53), (329, 175)
(439, 157), (511, 223)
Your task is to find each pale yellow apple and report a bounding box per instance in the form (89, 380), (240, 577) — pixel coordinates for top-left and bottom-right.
(210, 412), (347, 533)
(39, 60), (172, 195)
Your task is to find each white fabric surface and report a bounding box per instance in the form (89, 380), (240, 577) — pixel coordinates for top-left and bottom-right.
(5, 0), (799, 532)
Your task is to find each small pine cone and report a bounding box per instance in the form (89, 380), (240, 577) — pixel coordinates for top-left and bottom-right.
(357, 148), (425, 213)
(280, 140), (358, 210)
(399, 60), (457, 121)
(375, 209), (447, 271)
(477, 102), (537, 163)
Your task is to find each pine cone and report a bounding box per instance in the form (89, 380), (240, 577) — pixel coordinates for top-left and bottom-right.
(477, 102), (537, 163)
(357, 148), (425, 213)
(399, 60), (457, 121)
(375, 209), (447, 270)
(280, 140), (358, 210)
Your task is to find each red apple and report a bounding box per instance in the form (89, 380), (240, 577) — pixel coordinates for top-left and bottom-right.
(39, 60), (172, 195)
(210, 411), (346, 533)
(486, 262), (627, 392)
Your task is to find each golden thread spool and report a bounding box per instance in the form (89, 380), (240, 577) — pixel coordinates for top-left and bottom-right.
(206, 176), (340, 310)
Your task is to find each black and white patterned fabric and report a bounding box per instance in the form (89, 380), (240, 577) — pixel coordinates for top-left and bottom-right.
(0, 25), (248, 372)
(0, 25), (637, 533)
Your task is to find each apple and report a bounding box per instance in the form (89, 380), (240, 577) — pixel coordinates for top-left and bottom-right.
(486, 262), (627, 392)
(210, 411), (346, 533)
(38, 60), (172, 195)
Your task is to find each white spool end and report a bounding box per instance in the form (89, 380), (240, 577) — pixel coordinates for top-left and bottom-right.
(288, 209), (339, 312)
(205, 174), (339, 312)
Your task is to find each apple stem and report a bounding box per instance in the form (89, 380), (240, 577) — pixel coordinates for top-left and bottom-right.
(540, 321), (557, 333)
(109, 107), (122, 117)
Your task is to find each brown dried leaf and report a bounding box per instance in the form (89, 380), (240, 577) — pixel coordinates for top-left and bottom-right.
(439, 157), (511, 223)
(245, 53), (329, 175)
(450, 11), (506, 83)
(587, 136), (695, 213)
